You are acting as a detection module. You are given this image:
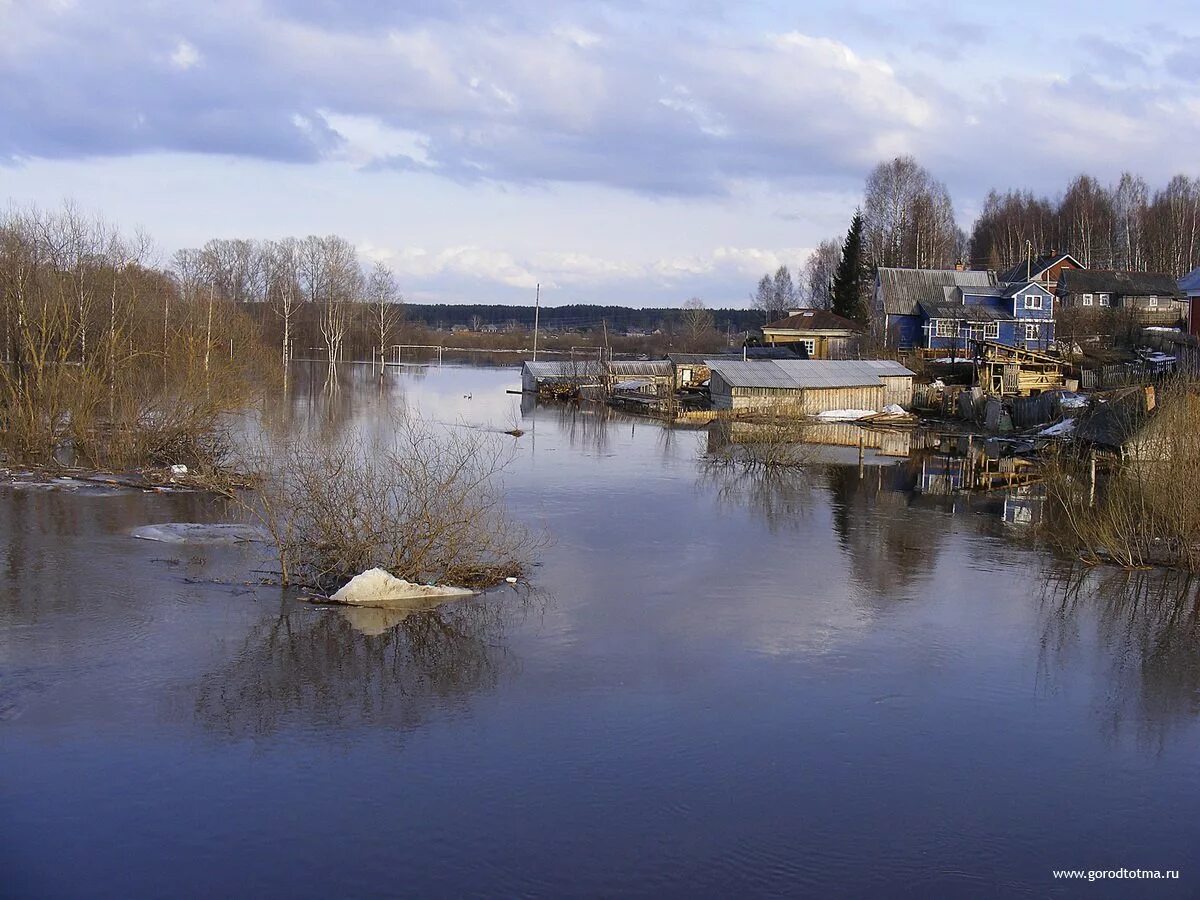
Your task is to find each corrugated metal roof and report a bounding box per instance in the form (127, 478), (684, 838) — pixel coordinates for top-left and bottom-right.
(523, 361), (603, 378)
(876, 268), (997, 316)
(919, 302), (1012, 322)
(606, 359), (674, 377)
(707, 359), (913, 390)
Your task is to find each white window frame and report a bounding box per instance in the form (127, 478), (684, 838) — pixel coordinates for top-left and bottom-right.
(1098, 293), (1109, 307)
(1148, 296), (1159, 308)
(801, 339), (816, 356)
(1025, 322), (1040, 341)
(935, 319), (956, 338)
(1082, 293), (1093, 306)
(985, 322), (999, 339)
(966, 323), (986, 341)
(1023, 293), (1043, 310)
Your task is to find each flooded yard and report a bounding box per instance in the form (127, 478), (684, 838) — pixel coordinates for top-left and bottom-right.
(3, 363), (1199, 896)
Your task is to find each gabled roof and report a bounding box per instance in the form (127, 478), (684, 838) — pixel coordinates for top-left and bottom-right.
(707, 358), (913, 390)
(1000, 281), (1053, 299)
(1180, 267), (1200, 295)
(667, 347), (803, 365)
(762, 308), (865, 333)
(998, 252), (1083, 285)
(876, 268), (997, 316)
(1059, 269), (1184, 297)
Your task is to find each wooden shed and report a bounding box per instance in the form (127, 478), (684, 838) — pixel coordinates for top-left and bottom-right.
(521, 360), (604, 396)
(707, 359), (914, 415)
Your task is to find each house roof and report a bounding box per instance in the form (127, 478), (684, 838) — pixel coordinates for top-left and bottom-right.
(1058, 269), (1184, 297)
(762, 308), (865, 333)
(707, 358), (913, 390)
(876, 268), (997, 316)
(1180, 266), (1200, 295)
(998, 253), (1082, 285)
(522, 360), (603, 378)
(666, 347), (803, 365)
(918, 302), (1013, 323)
(1000, 282), (1052, 298)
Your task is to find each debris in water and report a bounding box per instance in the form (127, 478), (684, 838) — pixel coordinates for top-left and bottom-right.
(131, 523), (268, 544)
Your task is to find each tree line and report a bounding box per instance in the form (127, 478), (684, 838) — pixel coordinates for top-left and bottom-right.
(752, 156), (1200, 326)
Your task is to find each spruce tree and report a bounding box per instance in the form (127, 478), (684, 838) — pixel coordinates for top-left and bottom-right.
(831, 211), (871, 326)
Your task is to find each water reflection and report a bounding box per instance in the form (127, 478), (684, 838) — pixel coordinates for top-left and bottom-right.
(1039, 565), (1200, 746)
(192, 589), (543, 738)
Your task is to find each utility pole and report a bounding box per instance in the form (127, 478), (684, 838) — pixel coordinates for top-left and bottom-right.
(1026, 240), (1033, 281)
(532, 282), (540, 362)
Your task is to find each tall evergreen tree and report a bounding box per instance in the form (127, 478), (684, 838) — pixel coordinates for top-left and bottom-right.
(831, 211), (870, 326)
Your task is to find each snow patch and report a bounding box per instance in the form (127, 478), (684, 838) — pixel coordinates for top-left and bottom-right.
(329, 568), (475, 607)
(815, 409), (876, 421)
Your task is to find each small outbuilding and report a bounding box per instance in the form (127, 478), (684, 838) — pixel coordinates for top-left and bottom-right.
(760, 308), (865, 358)
(706, 359), (914, 415)
(521, 360), (604, 395)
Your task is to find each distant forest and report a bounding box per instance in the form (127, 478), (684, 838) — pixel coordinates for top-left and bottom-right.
(401, 303), (765, 333)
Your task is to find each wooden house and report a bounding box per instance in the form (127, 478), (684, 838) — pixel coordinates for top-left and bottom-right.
(1057, 270), (1185, 323)
(707, 359), (914, 415)
(760, 309), (865, 358)
(873, 267), (998, 349)
(919, 280), (1056, 353)
(997, 252), (1084, 294)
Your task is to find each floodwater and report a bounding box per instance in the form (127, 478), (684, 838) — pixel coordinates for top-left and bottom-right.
(3, 363), (1199, 897)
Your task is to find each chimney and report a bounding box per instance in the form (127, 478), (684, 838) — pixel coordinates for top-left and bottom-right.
(955, 261), (965, 272)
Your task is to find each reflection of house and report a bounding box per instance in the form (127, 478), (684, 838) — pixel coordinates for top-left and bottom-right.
(1181, 267), (1200, 338)
(1057, 270), (1185, 322)
(707, 359), (914, 414)
(874, 267), (997, 349)
(760, 309), (864, 358)
(997, 252), (1084, 294)
(521, 360), (604, 394)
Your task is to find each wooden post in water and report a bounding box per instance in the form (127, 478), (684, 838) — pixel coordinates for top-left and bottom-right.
(1089, 451), (1097, 506)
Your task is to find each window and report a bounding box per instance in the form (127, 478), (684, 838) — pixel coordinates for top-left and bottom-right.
(801, 339), (816, 356)
(1099, 293), (1111, 307)
(1082, 293), (1093, 306)
(935, 319), (956, 338)
(679, 367), (693, 385)
(985, 322), (999, 339)
(1148, 296), (1159, 308)
(967, 323), (986, 341)
(1024, 293), (1043, 309)
(1025, 322), (1040, 341)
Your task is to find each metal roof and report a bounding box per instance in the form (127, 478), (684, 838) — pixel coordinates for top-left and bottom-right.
(1059, 269), (1183, 297)
(606, 359), (674, 377)
(919, 302), (1013, 323)
(522, 361), (603, 378)
(707, 358), (913, 390)
(1180, 267), (1200, 295)
(876, 268), (997, 316)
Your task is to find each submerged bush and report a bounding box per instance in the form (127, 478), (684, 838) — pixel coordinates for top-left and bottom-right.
(1041, 389), (1200, 572)
(243, 421), (543, 592)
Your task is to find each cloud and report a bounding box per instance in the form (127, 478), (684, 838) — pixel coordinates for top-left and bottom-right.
(169, 39), (202, 71)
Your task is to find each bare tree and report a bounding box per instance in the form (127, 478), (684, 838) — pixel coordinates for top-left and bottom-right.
(864, 155), (959, 269)
(367, 260), (403, 370)
(801, 239), (841, 309)
(680, 296), (716, 351)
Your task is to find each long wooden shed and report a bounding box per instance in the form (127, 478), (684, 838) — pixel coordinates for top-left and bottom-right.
(706, 359), (914, 415)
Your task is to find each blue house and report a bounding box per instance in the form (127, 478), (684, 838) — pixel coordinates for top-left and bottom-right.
(874, 267), (1055, 353)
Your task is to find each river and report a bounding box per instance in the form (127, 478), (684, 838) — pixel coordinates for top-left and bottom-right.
(2, 363), (1198, 897)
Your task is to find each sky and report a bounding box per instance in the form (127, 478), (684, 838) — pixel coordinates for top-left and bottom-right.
(3, 0), (1199, 307)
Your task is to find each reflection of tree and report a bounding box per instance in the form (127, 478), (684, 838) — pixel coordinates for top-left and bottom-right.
(193, 591), (543, 738)
(1039, 564), (1200, 746)
(696, 461), (815, 534)
(823, 465), (938, 594)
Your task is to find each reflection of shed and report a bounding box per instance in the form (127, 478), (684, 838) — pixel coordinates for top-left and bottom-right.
(972, 341), (1066, 396)
(707, 359), (914, 415)
(521, 360), (604, 395)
